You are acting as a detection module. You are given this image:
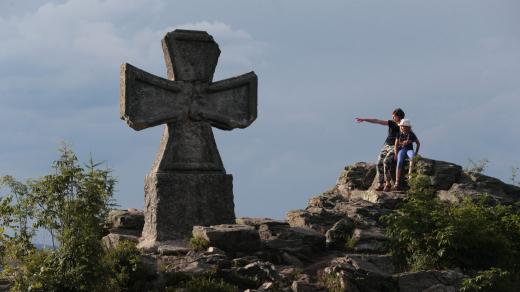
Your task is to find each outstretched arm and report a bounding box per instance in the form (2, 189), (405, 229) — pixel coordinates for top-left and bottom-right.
(355, 118), (388, 125)
(415, 138), (421, 155)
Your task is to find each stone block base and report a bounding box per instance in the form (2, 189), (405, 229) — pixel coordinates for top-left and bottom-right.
(139, 172), (235, 248)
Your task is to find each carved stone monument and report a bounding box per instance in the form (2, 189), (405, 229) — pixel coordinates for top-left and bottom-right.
(120, 29), (257, 248)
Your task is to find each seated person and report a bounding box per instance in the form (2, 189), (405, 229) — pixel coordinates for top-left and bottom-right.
(394, 119), (420, 190)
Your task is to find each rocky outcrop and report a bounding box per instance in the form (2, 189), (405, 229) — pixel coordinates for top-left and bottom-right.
(336, 162), (377, 191)
(325, 218), (355, 249)
(439, 171), (520, 204)
(103, 156), (520, 291)
(321, 255), (464, 292)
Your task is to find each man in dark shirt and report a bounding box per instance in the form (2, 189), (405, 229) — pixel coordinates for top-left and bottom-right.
(356, 108), (405, 191)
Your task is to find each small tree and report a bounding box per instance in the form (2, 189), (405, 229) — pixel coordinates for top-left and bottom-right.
(0, 145), (117, 291)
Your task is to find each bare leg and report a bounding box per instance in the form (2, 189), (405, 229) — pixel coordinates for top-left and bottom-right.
(396, 166), (401, 187)
(407, 150), (415, 179)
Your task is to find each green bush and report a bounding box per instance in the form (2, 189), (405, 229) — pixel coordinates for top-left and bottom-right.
(190, 236), (210, 251)
(185, 276), (238, 292)
(164, 272), (238, 292)
(345, 235), (358, 251)
(0, 146), (123, 291)
(317, 271), (342, 292)
(460, 268), (520, 292)
(383, 174), (520, 289)
(104, 240), (155, 291)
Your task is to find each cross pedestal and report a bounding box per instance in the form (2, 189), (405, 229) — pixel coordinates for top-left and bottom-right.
(119, 30), (257, 249)
(143, 172), (234, 243)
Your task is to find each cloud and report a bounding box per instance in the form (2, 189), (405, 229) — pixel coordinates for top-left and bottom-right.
(0, 1), (266, 112)
(171, 21), (267, 78)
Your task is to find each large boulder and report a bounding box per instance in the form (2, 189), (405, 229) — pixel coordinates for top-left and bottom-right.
(348, 227), (388, 254)
(394, 270), (465, 292)
(325, 218), (356, 249)
(333, 199), (392, 227)
(192, 224), (261, 252)
(160, 251), (231, 275)
(414, 158), (462, 190)
(323, 254), (397, 292)
(307, 193), (348, 209)
(286, 207), (345, 234)
(106, 208), (144, 236)
(291, 280), (326, 292)
(102, 233), (139, 250)
(260, 224), (325, 261)
(438, 172), (520, 204)
(233, 261), (282, 285)
(347, 189), (407, 209)
(336, 162), (377, 191)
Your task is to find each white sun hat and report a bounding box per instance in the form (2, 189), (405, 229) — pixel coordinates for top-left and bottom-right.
(399, 119), (412, 127)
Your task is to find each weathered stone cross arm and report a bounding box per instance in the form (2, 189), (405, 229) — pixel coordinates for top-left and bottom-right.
(120, 63), (185, 131)
(192, 71), (257, 130)
(119, 30), (257, 132)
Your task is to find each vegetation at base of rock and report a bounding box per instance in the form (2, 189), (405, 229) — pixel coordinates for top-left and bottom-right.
(460, 267), (520, 292)
(383, 174), (520, 290)
(104, 240), (155, 291)
(164, 272), (238, 292)
(511, 166), (520, 186)
(344, 235), (357, 251)
(464, 158), (489, 173)
(317, 271), (342, 292)
(0, 146), (152, 291)
(189, 235), (210, 251)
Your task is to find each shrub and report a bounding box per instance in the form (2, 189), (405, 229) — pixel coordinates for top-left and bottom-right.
(465, 158), (489, 173)
(383, 174), (520, 272)
(104, 240), (155, 291)
(164, 272), (238, 292)
(0, 145), (117, 291)
(185, 276), (238, 292)
(317, 271), (342, 292)
(190, 236), (210, 251)
(460, 268), (520, 292)
(345, 235), (358, 251)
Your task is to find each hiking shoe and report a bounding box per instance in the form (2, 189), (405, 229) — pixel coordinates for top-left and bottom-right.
(375, 184), (384, 191)
(392, 182), (404, 192)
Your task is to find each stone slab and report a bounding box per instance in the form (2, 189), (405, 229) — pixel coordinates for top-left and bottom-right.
(192, 224), (261, 252)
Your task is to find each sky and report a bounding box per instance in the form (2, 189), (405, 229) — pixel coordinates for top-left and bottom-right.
(1, 0), (519, 231)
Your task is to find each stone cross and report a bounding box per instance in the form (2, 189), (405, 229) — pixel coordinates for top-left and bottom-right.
(120, 30), (257, 248)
